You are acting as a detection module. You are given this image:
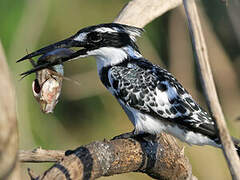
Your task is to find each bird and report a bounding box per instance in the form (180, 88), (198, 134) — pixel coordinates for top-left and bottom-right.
(17, 23), (240, 155)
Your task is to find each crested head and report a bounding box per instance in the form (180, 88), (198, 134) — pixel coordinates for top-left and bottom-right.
(72, 23), (144, 69)
(74, 23), (143, 43)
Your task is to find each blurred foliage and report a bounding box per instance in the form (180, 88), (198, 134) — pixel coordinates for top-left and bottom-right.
(0, 0), (239, 179)
(0, 0), (26, 50)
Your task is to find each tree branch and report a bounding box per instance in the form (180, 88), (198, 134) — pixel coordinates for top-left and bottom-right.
(114, 0), (182, 28)
(183, 0), (240, 179)
(0, 41), (20, 179)
(22, 134), (196, 180)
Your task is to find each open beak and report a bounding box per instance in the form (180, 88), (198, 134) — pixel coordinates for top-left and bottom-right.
(17, 36), (88, 77)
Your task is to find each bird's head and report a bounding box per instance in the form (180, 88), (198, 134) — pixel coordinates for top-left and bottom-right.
(17, 23), (144, 77)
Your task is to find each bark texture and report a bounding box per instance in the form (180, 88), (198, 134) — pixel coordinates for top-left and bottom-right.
(28, 134), (196, 180)
(20, 148), (64, 163)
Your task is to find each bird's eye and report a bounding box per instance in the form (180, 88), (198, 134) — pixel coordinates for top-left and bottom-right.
(88, 32), (102, 42)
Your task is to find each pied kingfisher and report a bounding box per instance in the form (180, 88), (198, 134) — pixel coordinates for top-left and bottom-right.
(17, 23), (240, 155)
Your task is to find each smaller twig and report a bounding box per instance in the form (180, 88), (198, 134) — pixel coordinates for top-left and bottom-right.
(183, 0), (240, 179)
(19, 148), (64, 163)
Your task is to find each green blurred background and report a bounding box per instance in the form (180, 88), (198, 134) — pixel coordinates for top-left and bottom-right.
(0, 0), (240, 179)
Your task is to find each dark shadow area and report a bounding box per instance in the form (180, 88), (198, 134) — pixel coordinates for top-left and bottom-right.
(52, 164), (71, 180)
(135, 134), (158, 173)
(65, 146), (93, 180)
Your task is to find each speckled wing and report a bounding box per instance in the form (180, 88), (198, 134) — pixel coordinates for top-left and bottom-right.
(108, 59), (217, 139)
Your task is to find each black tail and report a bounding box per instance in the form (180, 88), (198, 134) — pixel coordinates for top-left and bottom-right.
(237, 148), (240, 157)
(235, 144), (240, 157)
(232, 137), (240, 157)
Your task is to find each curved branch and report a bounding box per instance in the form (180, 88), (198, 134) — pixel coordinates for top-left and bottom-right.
(26, 134), (196, 180)
(114, 0), (182, 28)
(183, 0), (240, 179)
(0, 41), (20, 179)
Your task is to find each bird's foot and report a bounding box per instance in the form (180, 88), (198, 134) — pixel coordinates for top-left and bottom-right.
(112, 131), (157, 145)
(111, 131), (135, 140)
(65, 149), (75, 156)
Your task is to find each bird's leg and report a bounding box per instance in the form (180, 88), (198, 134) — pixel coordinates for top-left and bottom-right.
(134, 133), (157, 145)
(135, 133), (156, 141)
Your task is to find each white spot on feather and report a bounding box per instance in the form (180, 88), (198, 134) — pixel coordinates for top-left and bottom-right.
(162, 81), (177, 101)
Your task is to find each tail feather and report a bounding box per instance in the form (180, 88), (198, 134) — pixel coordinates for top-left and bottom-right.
(232, 136), (240, 157)
(235, 144), (240, 157)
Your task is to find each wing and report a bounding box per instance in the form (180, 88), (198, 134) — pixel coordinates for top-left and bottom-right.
(108, 59), (217, 139)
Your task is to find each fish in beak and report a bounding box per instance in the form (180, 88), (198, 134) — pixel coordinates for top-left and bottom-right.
(17, 36), (88, 77)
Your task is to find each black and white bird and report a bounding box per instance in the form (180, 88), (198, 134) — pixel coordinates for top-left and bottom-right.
(17, 23), (240, 155)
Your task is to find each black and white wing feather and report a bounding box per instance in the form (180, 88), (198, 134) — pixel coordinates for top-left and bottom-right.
(108, 58), (217, 141)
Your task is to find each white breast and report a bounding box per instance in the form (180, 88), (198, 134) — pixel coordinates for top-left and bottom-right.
(88, 47), (127, 73)
(89, 46), (142, 74)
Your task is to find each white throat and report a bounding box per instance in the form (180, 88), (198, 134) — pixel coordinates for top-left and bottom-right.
(87, 46), (142, 73)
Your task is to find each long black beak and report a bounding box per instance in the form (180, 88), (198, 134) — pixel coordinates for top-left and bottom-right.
(17, 37), (88, 77)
